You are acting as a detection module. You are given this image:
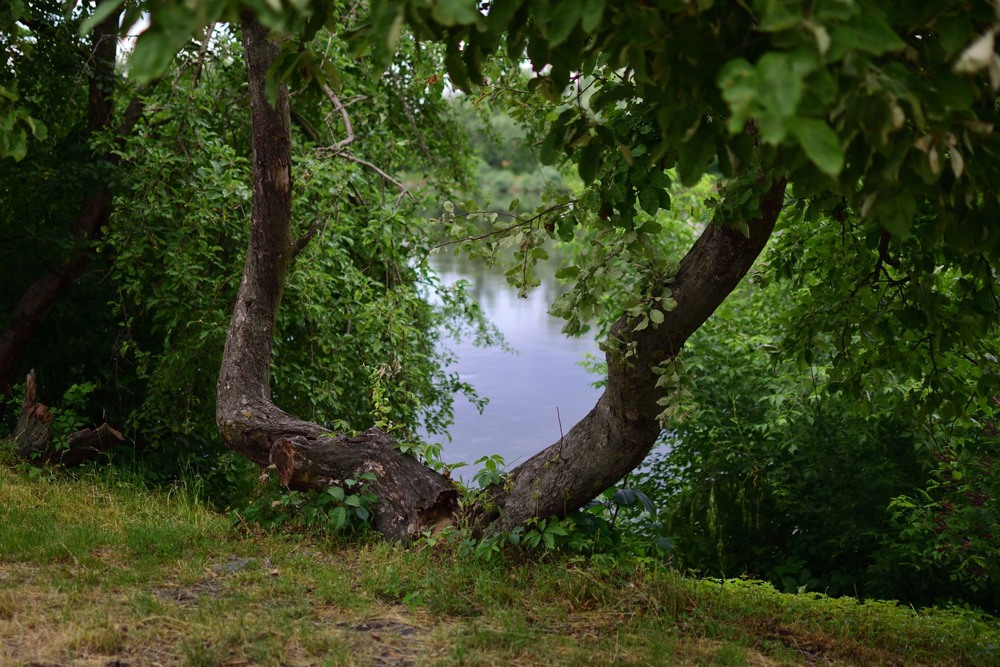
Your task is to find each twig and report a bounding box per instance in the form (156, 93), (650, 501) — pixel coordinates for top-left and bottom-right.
(338, 151), (411, 203)
(191, 22), (216, 88)
(422, 199), (577, 263)
(555, 407), (569, 461)
(317, 86), (411, 206)
(321, 84), (355, 152)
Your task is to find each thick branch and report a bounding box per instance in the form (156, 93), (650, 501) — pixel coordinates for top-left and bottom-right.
(478, 178), (788, 531)
(291, 216), (329, 258)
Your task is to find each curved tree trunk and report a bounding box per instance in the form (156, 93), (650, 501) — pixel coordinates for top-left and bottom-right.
(481, 179), (787, 531)
(216, 14), (457, 543)
(218, 14), (786, 542)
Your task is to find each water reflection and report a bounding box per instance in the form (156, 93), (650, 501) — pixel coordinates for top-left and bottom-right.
(430, 251), (602, 479)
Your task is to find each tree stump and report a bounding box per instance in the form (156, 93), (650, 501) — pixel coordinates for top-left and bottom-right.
(12, 370), (123, 466)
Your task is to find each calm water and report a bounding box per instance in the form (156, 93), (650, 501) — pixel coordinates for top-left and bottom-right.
(429, 252), (603, 476)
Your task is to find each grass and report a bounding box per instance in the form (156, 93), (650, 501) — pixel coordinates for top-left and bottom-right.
(0, 462), (997, 666)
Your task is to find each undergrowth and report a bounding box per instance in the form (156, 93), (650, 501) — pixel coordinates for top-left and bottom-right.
(0, 462), (997, 666)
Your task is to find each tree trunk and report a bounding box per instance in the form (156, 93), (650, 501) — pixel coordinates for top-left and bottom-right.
(218, 14), (786, 542)
(479, 179), (787, 531)
(0, 7), (122, 396)
(216, 14), (457, 543)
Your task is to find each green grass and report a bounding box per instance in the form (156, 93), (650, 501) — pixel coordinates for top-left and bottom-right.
(0, 462), (997, 666)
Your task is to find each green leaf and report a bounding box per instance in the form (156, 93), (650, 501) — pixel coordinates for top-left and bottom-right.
(655, 537), (675, 553)
(555, 266), (580, 280)
(877, 190), (917, 239)
(639, 187), (660, 215)
(614, 488), (637, 507)
(22, 115), (46, 140)
(79, 0), (124, 37)
(789, 117), (844, 176)
(1, 128), (27, 161)
(129, 29), (178, 84)
(718, 59), (757, 132)
(546, 524), (569, 537)
(432, 0), (480, 26)
(581, 0), (606, 32)
(638, 220), (662, 235)
(757, 52), (804, 120)
(547, 0), (582, 47)
(756, 0), (802, 32)
(829, 18), (906, 59)
(578, 141), (601, 185)
(677, 126), (716, 186)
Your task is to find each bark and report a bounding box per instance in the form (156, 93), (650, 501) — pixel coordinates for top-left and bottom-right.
(13, 370), (124, 466)
(0, 8), (122, 395)
(477, 179), (788, 532)
(217, 15), (786, 542)
(216, 14), (457, 543)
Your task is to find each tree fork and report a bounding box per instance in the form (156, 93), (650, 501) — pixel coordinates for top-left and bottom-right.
(220, 14), (785, 542)
(215, 14), (456, 543)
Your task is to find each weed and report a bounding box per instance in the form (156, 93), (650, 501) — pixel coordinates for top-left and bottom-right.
(0, 465), (997, 666)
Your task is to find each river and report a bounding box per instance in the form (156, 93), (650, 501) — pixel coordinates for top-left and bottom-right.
(428, 252), (603, 480)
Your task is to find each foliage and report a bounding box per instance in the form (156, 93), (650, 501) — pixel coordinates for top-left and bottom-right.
(45, 381), (97, 453)
(470, 453), (505, 489)
(0, 0), (120, 414)
(887, 423), (1000, 606)
(0, 0), (48, 161)
(358, 0), (1000, 430)
(8, 16), (487, 500)
(397, 0), (1000, 250)
(627, 263), (1000, 610)
(437, 475), (667, 562)
(234, 470), (378, 536)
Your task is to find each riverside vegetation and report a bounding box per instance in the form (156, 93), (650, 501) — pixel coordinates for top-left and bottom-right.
(1, 456), (997, 666)
(4, 2), (1000, 664)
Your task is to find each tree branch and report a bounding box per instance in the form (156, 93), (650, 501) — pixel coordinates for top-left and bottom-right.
(216, 13), (456, 543)
(321, 84), (355, 152)
(291, 214), (331, 259)
(474, 177), (788, 533)
(191, 22), (217, 88)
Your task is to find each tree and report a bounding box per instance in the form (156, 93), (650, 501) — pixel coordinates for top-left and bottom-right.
(64, 0), (1000, 541)
(0, 1), (129, 396)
